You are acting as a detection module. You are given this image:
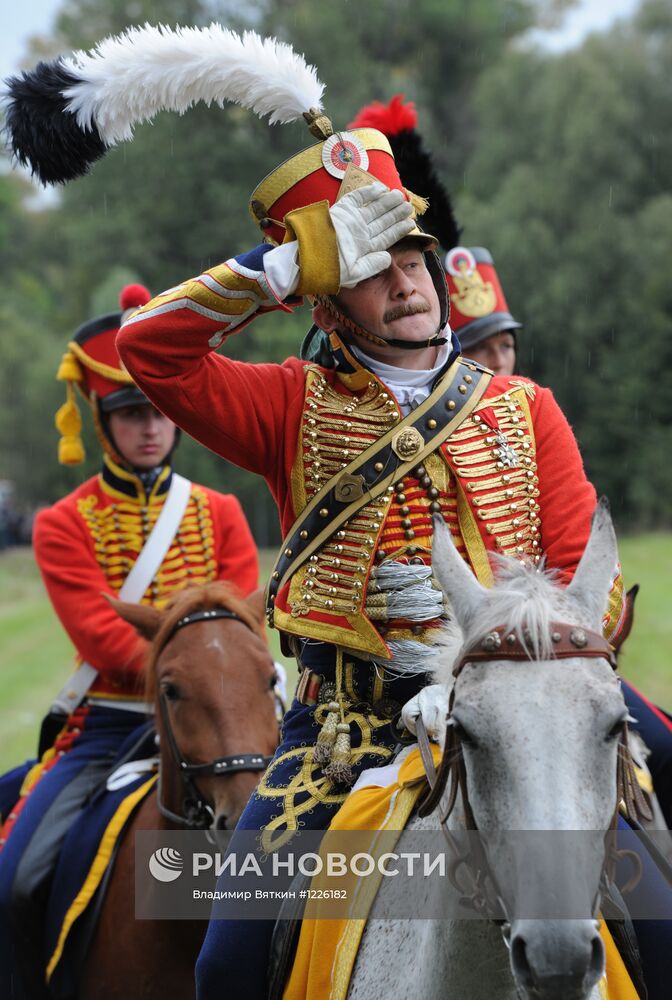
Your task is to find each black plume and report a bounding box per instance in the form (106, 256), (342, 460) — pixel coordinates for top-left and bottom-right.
(3, 60), (108, 185)
(390, 129), (462, 251)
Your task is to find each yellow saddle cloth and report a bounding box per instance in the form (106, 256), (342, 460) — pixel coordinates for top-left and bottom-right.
(283, 746), (637, 1000)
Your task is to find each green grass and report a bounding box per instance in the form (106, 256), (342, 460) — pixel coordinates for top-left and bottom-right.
(614, 535), (672, 705)
(0, 538), (670, 773)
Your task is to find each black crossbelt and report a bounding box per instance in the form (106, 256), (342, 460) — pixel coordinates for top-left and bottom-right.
(265, 357), (491, 620)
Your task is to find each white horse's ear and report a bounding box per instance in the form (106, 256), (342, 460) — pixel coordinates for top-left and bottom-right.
(566, 498), (619, 631)
(432, 514), (488, 630)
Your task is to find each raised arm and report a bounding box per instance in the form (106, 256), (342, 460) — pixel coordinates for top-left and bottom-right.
(117, 244), (308, 482)
(117, 187), (415, 483)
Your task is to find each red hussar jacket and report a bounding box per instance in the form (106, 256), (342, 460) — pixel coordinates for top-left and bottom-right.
(117, 251), (623, 661)
(33, 456), (259, 700)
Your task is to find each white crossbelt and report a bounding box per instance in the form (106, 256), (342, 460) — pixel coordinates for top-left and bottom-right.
(50, 474), (192, 715)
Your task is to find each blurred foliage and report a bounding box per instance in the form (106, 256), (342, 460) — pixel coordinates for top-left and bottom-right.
(0, 0), (670, 541)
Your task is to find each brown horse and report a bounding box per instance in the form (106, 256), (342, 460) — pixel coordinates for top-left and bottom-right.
(77, 582), (280, 1000)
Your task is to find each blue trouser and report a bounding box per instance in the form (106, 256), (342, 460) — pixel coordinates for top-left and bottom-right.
(196, 648), (422, 1000)
(0, 705), (148, 999)
(0, 763), (34, 830)
(616, 815), (672, 1000)
(622, 679), (672, 827)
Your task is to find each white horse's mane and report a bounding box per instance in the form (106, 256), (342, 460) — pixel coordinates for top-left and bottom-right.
(431, 557), (584, 685)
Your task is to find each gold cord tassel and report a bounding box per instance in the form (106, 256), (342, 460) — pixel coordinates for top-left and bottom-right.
(56, 350), (82, 383)
(405, 188), (430, 217)
(324, 720), (354, 787)
(313, 701), (340, 765)
(55, 382), (85, 465)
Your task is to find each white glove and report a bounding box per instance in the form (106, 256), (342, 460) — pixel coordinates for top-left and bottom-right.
(273, 661), (288, 706)
(263, 241), (300, 299)
(329, 183), (415, 288)
(401, 684), (450, 743)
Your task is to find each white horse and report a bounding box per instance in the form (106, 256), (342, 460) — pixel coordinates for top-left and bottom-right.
(349, 502), (631, 1000)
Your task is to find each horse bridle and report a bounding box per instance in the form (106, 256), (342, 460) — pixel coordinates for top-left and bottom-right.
(415, 619), (652, 922)
(156, 607), (275, 830)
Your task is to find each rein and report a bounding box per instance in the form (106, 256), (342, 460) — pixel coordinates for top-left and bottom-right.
(156, 607), (274, 830)
(415, 618), (653, 921)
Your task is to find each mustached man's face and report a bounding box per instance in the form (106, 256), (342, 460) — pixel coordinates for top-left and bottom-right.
(318, 243), (442, 369)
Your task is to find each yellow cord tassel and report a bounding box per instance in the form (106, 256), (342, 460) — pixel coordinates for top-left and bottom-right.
(55, 382), (85, 465)
(324, 721), (354, 787)
(314, 701), (340, 765)
(56, 350), (82, 383)
(405, 188), (430, 217)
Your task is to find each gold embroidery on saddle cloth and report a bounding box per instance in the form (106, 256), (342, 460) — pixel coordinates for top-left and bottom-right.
(256, 698), (394, 853)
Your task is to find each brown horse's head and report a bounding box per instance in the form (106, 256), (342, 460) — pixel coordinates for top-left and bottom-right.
(108, 583), (279, 830)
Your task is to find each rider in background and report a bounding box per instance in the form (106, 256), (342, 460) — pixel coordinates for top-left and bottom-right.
(448, 245), (672, 826)
(0, 285), (259, 997)
(444, 245), (521, 377)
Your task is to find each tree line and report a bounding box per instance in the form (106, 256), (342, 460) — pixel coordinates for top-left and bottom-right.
(1, 0), (670, 543)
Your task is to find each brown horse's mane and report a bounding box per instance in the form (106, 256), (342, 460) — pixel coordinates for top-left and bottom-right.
(144, 582), (264, 700)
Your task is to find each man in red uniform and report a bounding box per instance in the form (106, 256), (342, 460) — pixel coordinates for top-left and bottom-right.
(0, 285), (259, 997)
(116, 119), (623, 999)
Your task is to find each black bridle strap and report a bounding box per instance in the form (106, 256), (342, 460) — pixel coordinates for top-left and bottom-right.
(155, 604), (274, 829)
(179, 754), (271, 777)
(169, 606), (248, 638)
(158, 692), (272, 780)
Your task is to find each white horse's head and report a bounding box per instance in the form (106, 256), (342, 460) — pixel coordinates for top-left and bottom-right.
(431, 499), (625, 1000)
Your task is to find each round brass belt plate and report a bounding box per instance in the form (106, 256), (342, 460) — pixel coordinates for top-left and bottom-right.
(391, 426), (424, 460)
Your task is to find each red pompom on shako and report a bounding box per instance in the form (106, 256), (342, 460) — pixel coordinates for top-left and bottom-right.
(119, 283), (151, 311)
(348, 94), (418, 136)
(349, 94), (461, 253)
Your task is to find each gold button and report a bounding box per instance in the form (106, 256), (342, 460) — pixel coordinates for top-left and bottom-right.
(446, 400), (456, 410)
(464, 374), (473, 384)
(374, 462), (384, 473)
(272, 571), (280, 580)
(319, 508), (329, 518)
(299, 530), (308, 540)
(284, 547), (293, 557)
(458, 385), (467, 394)
(427, 418), (437, 429)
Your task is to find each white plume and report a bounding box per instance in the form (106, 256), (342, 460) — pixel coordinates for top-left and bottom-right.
(61, 23), (325, 145)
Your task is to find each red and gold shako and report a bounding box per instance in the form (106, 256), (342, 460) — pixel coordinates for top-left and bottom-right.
(54, 284), (151, 464)
(249, 113), (436, 249)
(445, 246), (521, 352)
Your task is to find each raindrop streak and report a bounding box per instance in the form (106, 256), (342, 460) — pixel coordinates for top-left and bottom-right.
(608, 185), (613, 207)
